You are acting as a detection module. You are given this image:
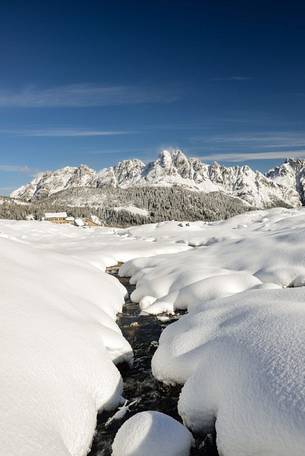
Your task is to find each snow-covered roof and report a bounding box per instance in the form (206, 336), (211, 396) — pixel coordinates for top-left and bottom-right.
(44, 212), (67, 219)
(74, 218), (85, 227)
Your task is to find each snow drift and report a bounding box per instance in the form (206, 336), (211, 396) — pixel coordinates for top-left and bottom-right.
(0, 234), (131, 456)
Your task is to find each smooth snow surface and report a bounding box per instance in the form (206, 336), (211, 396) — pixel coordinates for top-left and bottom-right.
(174, 290), (305, 456)
(0, 238), (129, 456)
(112, 411), (193, 456)
(119, 207), (305, 455)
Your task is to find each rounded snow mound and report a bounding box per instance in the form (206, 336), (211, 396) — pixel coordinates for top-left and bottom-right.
(153, 288), (305, 456)
(140, 271), (262, 314)
(112, 411), (193, 456)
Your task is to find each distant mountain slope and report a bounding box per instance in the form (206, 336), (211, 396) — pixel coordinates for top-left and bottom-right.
(1, 187), (251, 226)
(44, 186), (252, 225)
(11, 150), (302, 209)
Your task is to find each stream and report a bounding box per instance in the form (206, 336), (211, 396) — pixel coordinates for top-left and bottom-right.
(88, 264), (219, 456)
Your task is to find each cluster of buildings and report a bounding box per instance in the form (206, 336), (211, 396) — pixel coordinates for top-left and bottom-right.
(43, 212), (101, 227)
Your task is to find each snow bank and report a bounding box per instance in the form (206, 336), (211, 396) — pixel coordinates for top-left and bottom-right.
(152, 288), (305, 455)
(0, 234), (131, 456)
(112, 411), (193, 456)
(139, 271), (262, 314)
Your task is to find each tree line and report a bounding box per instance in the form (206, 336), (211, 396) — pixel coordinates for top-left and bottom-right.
(0, 186), (252, 226)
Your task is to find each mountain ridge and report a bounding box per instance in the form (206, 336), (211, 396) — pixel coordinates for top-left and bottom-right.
(11, 150), (304, 209)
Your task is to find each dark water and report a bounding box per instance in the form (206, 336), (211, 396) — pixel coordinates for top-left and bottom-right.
(88, 266), (218, 456)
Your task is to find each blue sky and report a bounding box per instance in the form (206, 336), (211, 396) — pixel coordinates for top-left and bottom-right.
(1, 0), (305, 194)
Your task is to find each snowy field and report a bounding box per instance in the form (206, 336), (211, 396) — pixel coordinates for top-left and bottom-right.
(2, 208), (305, 455)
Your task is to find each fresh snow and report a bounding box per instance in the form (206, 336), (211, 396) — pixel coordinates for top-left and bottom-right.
(119, 207), (305, 455)
(4, 208), (305, 455)
(0, 219), (189, 456)
(155, 290), (305, 456)
(112, 411), (193, 456)
(0, 219), (190, 270)
(0, 235), (129, 456)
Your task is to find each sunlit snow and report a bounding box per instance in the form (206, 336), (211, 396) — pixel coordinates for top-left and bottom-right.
(2, 208), (305, 455)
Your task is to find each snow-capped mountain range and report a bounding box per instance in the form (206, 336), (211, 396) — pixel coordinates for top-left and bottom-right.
(11, 150), (305, 209)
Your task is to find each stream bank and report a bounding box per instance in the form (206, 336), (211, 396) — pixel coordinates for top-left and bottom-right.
(88, 264), (218, 456)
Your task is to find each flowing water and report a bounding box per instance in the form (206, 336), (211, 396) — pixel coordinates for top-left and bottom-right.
(88, 265), (218, 456)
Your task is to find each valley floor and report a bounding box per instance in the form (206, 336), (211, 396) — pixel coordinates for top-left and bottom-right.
(2, 207), (305, 455)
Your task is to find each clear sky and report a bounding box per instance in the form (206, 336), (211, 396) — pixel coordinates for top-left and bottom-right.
(1, 0), (305, 194)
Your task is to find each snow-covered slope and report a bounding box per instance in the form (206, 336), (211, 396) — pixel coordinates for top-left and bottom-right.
(11, 150), (302, 209)
(11, 164), (98, 201)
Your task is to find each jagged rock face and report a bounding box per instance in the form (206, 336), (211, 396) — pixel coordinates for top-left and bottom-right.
(96, 159), (146, 188)
(11, 165), (98, 201)
(266, 158), (305, 204)
(114, 159), (146, 185)
(206, 162), (301, 208)
(11, 150), (303, 209)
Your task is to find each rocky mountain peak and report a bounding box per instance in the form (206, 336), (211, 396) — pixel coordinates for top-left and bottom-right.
(10, 149), (305, 209)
